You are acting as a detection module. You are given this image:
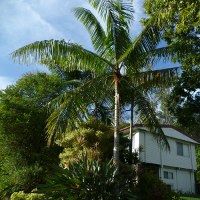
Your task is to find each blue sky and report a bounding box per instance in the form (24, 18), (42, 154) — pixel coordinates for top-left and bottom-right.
(0, 0), (176, 90)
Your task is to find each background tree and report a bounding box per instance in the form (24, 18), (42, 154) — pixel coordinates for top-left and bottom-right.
(143, 0), (200, 70)
(142, 88), (176, 125)
(143, 0), (200, 139)
(167, 69), (200, 139)
(0, 72), (66, 198)
(146, 69), (200, 186)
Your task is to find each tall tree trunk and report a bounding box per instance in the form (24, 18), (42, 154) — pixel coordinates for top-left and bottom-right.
(129, 101), (134, 154)
(93, 72), (98, 118)
(114, 68), (120, 199)
(114, 69), (120, 172)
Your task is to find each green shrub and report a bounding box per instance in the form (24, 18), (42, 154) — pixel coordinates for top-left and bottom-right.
(56, 118), (114, 164)
(136, 169), (181, 200)
(0, 163), (45, 198)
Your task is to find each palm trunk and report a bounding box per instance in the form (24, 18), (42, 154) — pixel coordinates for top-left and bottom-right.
(114, 68), (120, 199)
(129, 101), (134, 154)
(114, 69), (120, 172)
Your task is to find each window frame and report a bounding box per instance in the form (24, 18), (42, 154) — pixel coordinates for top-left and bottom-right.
(163, 171), (173, 179)
(177, 142), (184, 156)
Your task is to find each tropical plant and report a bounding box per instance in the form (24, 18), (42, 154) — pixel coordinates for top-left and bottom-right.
(11, 0), (191, 177)
(35, 153), (136, 200)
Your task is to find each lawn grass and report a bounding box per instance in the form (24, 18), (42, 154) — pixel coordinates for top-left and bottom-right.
(181, 196), (200, 200)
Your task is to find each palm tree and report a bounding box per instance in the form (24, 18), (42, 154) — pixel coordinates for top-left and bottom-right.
(120, 67), (178, 154)
(11, 0), (190, 175)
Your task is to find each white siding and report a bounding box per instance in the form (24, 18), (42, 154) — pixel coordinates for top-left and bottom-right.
(129, 126), (198, 194)
(161, 138), (197, 170)
(191, 145), (197, 170)
(160, 167), (195, 193)
(160, 167), (177, 191)
(140, 132), (160, 165)
(132, 130), (197, 170)
(132, 132), (140, 150)
(176, 169), (195, 193)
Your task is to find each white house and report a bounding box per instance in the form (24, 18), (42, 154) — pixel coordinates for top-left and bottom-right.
(121, 124), (200, 193)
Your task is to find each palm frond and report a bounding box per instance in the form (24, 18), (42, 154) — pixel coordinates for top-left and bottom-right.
(118, 18), (162, 66)
(48, 64), (67, 80)
(73, 7), (107, 56)
(47, 73), (114, 145)
(87, 0), (134, 25)
(133, 88), (170, 150)
(124, 42), (195, 74)
(107, 1), (134, 60)
(125, 67), (179, 90)
(11, 40), (114, 75)
(86, 0), (134, 60)
(138, 44), (194, 71)
(147, 44), (195, 63)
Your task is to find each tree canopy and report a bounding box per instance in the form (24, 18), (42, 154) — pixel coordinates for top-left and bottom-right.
(143, 0), (200, 69)
(0, 72), (65, 197)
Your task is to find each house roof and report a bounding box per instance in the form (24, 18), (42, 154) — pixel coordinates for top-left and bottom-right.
(120, 124), (200, 144)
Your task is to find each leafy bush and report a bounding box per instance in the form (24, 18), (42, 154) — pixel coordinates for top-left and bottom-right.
(56, 118), (114, 164)
(36, 154), (135, 200)
(0, 163), (44, 198)
(135, 169), (180, 200)
(0, 72), (64, 197)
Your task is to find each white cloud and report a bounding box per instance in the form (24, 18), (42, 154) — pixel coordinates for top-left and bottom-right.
(0, 0), (94, 55)
(28, 0), (84, 20)
(0, 0), (145, 54)
(0, 0), (150, 90)
(0, 76), (14, 90)
(0, 0), (65, 54)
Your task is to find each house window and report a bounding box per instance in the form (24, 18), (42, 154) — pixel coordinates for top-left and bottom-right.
(176, 142), (189, 157)
(164, 171), (173, 179)
(177, 142), (183, 156)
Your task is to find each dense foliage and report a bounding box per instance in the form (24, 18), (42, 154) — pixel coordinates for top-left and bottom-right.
(0, 72), (65, 198)
(143, 0), (200, 184)
(143, 0), (200, 69)
(136, 170), (180, 200)
(167, 69), (200, 138)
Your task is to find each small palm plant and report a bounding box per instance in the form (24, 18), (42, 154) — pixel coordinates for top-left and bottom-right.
(35, 154), (136, 200)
